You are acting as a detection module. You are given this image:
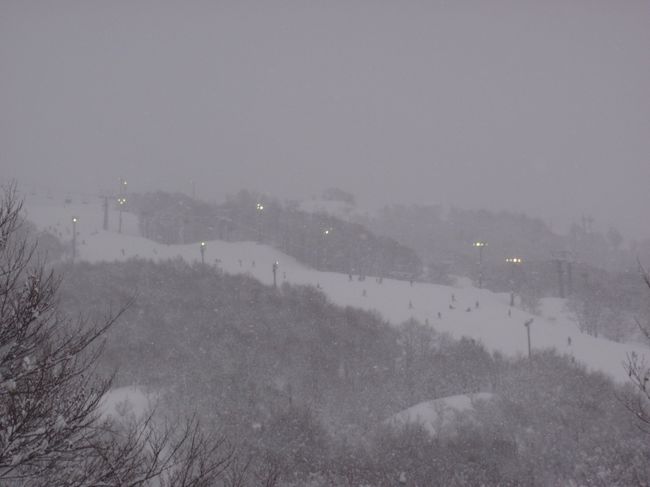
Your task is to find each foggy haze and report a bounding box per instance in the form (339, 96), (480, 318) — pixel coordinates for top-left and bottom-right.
(2, 0), (649, 239)
(4, 4), (650, 482)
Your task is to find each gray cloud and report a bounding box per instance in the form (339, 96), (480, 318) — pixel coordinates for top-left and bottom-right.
(2, 0), (649, 238)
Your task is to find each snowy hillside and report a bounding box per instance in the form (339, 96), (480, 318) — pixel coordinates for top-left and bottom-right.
(23, 194), (650, 384)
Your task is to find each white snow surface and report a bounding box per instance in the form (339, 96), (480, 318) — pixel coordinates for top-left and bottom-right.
(385, 393), (495, 436)
(100, 386), (153, 421)
(24, 195), (650, 383)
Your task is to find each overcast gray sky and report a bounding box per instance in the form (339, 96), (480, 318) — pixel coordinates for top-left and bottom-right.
(2, 0), (649, 239)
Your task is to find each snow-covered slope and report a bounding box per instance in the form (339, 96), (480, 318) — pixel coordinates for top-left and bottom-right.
(23, 195), (650, 383)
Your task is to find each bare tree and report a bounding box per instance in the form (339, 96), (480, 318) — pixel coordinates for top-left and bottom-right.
(0, 185), (232, 485)
(623, 263), (650, 430)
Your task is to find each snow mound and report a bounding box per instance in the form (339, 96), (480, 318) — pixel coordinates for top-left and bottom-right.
(100, 386), (154, 422)
(385, 392), (495, 436)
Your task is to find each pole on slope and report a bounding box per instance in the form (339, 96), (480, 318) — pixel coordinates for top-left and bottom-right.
(556, 259), (565, 298)
(103, 196), (109, 231)
(117, 197), (126, 234)
(473, 241), (487, 288)
(272, 261), (279, 288)
(524, 318), (534, 365)
(72, 217), (78, 262)
(506, 257), (522, 306)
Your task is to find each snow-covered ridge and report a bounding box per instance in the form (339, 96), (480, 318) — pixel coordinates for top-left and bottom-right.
(23, 195), (650, 384)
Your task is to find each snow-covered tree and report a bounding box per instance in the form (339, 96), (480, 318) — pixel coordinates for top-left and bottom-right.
(623, 266), (650, 430)
(0, 186), (231, 485)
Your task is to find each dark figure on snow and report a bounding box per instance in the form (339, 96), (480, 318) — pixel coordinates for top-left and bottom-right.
(438, 311), (442, 319)
(449, 304), (455, 310)
(567, 336), (572, 346)
(362, 289), (367, 297)
(475, 300), (479, 309)
(508, 308), (512, 317)
(451, 293), (456, 302)
(466, 307), (472, 312)
(408, 300), (413, 309)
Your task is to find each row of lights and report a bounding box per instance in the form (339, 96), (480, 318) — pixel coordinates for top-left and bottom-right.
(472, 240), (523, 290)
(474, 241), (523, 264)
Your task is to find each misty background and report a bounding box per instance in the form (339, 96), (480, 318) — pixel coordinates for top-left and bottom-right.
(1, 0), (649, 239)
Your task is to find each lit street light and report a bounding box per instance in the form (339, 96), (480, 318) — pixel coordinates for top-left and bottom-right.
(71, 217), (78, 261)
(256, 203), (264, 242)
(472, 241), (487, 288)
(117, 197), (127, 234)
(200, 241), (206, 265)
(321, 227), (333, 269)
(505, 257), (523, 306)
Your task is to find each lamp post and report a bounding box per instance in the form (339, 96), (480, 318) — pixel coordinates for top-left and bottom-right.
(472, 241), (487, 288)
(102, 196), (109, 231)
(524, 318), (534, 365)
(120, 178), (128, 196)
(272, 261), (279, 288)
(323, 227), (333, 269)
(200, 241), (206, 265)
(256, 203), (264, 242)
(117, 197), (127, 234)
(505, 257), (523, 306)
(71, 217), (78, 261)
